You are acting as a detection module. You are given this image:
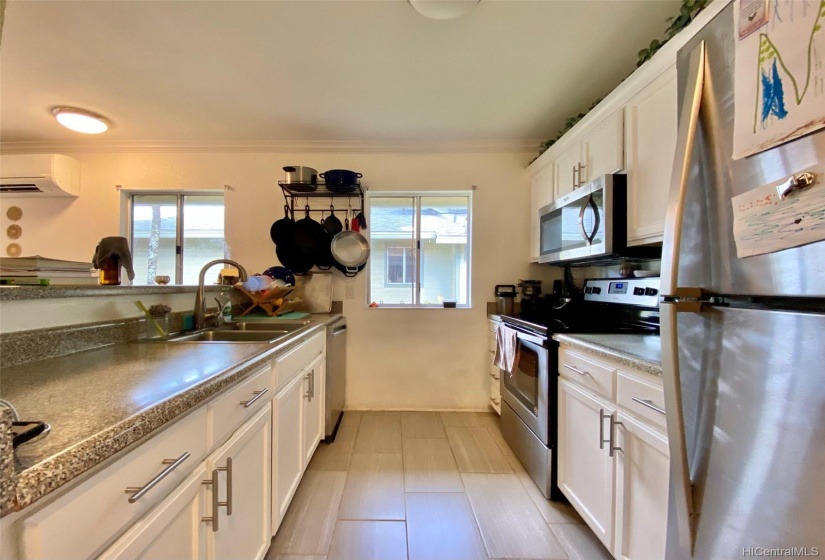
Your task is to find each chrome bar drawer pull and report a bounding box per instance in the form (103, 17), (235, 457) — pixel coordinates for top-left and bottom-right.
(304, 372), (312, 401)
(310, 369), (316, 399)
(631, 396), (666, 415)
(218, 457), (233, 515)
(202, 468), (220, 532)
(609, 413), (623, 458)
(240, 388), (269, 408)
(564, 364), (589, 376)
(490, 397), (500, 406)
(599, 408), (610, 450)
(125, 451), (190, 503)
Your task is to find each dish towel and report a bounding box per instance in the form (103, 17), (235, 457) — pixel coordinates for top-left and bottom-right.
(92, 236), (135, 281)
(493, 324), (520, 376)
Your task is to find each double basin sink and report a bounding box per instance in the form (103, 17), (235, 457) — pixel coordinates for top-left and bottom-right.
(150, 320), (311, 343)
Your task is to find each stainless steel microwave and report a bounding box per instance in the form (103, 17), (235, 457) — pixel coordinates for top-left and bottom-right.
(538, 174), (660, 265)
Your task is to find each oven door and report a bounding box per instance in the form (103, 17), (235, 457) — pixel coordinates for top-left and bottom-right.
(500, 330), (549, 445)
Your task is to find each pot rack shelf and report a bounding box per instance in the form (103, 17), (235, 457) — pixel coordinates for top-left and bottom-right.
(278, 181), (365, 220)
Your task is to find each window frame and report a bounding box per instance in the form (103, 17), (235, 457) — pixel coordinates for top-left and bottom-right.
(385, 246), (415, 286)
(122, 189), (225, 285)
(366, 190), (472, 309)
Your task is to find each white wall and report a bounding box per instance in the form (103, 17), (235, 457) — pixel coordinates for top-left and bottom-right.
(0, 151), (558, 410)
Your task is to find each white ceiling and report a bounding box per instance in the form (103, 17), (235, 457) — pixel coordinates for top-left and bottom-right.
(0, 0), (681, 153)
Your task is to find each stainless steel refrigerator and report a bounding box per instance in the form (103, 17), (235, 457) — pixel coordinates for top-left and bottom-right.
(662, 3), (825, 559)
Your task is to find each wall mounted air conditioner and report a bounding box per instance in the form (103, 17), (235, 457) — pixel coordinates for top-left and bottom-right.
(0, 154), (81, 197)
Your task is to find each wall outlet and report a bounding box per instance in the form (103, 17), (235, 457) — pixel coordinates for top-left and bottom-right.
(345, 285), (355, 299)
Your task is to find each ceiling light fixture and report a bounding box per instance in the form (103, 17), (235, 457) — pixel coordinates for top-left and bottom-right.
(408, 0), (480, 20)
(52, 107), (110, 134)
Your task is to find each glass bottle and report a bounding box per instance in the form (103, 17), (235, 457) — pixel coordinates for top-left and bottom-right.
(99, 255), (121, 285)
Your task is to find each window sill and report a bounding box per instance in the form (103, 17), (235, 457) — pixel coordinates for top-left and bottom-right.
(365, 305), (471, 310)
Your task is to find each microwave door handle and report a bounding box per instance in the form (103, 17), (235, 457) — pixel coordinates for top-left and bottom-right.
(586, 196), (600, 243)
(578, 197), (590, 244)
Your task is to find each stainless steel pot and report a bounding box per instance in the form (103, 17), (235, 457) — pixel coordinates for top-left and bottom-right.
(283, 166), (318, 184)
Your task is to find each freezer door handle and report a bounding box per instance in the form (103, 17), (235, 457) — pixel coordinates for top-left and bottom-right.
(661, 40), (707, 298)
(661, 301), (697, 552)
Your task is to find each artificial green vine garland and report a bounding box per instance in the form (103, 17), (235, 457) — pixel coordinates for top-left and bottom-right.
(533, 0), (710, 160)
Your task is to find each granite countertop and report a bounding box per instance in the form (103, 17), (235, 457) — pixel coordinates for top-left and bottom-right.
(0, 314), (340, 513)
(553, 333), (662, 377)
(0, 284), (225, 301)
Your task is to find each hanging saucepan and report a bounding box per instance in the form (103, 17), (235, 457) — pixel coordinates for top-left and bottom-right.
(331, 216), (370, 277)
(270, 205), (294, 246)
(294, 205), (327, 257)
(323, 205), (343, 235)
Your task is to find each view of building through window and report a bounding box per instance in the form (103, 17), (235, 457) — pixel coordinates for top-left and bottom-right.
(131, 194), (225, 285)
(368, 193), (471, 307)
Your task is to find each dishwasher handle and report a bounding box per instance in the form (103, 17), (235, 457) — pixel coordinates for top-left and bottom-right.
(333, 325), (347, 336)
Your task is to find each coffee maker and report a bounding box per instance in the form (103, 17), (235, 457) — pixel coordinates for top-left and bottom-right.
(517, 280), (543, 322)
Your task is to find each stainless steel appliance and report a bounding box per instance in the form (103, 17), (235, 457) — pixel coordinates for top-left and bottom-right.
(500, 277), (660, 501)
(538, 175), (660, 265)
(324, 317), (346, 441)
(663, 5), (825, 558)
(494, 284), (517, 316)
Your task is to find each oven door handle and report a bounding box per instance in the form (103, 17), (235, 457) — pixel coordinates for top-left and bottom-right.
(515, 331), (546, 347)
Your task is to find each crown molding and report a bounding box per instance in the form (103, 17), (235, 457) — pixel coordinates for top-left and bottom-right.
(0, 138), (543, 155)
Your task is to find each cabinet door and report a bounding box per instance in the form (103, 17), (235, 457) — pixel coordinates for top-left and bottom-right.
(554, 142), (582, 199)
(303, 354), (325, 466)
(97, 465), (208, 560)
(583, 108), (624, 182)
(625, 65), (678, 245)
(557, 379), (615, 551)
(273, 371), (305, 527)
(613, 411), (670, 560)
(209, 405), (271, 560)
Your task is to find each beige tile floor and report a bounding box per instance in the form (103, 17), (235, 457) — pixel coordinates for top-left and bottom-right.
(267, 411), (613, 560)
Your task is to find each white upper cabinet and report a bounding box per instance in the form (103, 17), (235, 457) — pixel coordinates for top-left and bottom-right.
(554, 142), (583, 200)
(625, 64), (678, 245)
(582, 108), (624, 183)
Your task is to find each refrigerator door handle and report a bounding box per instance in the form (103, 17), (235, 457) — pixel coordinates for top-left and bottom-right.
(661, 301), (697, 552)
(660, 40), (707, 554)
(661, 41), (707, 297)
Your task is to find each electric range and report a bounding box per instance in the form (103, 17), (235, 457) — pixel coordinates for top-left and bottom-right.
(498, 277), (660, 500)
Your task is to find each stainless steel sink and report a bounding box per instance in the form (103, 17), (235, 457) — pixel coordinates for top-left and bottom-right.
(165, 330), (288, 343)
(230, 321), (310, 332)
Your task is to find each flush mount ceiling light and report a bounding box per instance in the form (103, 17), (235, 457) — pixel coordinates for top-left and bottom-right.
(408, 0), (480, 20)
(52, 107), (110, 134)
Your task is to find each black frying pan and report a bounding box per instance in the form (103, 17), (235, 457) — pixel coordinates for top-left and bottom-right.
(323, 205), (343, 235)
(276, 241), (314, 275)
(294, 205), (327, 258)
(270, 205), (294, 246)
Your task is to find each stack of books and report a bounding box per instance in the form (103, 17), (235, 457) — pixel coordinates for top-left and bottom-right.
(0, 255), (97, 285)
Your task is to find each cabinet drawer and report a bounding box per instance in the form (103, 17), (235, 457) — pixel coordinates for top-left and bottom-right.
(275, 332), (325, 391)
(616, 371), (666, 430)
(489, 361), (501, 382)
(20, 407), (208, 560)
(558, 347), (615, 400)
(208, 363), (273, 447)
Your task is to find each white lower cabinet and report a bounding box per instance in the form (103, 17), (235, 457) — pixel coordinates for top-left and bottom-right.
(558, 344), (669, 560)
(302, 353), (325, 466)
(273, 370), (306, 529)
(558, 379), (616, 550)
(207, 404), (271, 560)
(487, 319), (501, 415)
(100, 405), (272, 560)
(613, 411), (669, 560)
(98, 465), (208, 560)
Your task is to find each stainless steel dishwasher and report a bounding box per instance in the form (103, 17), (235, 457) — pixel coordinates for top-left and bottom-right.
(325, 317), (346, 442)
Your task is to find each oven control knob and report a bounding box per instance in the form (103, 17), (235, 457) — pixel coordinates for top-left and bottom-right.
(633, 287), (645, 295)
(585, 287), (593, 294)
(591, 287), (601, 294)
(645, 287), (659, 296)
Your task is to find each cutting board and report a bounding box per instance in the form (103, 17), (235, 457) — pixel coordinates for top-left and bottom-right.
(296, 272), (333, 313)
